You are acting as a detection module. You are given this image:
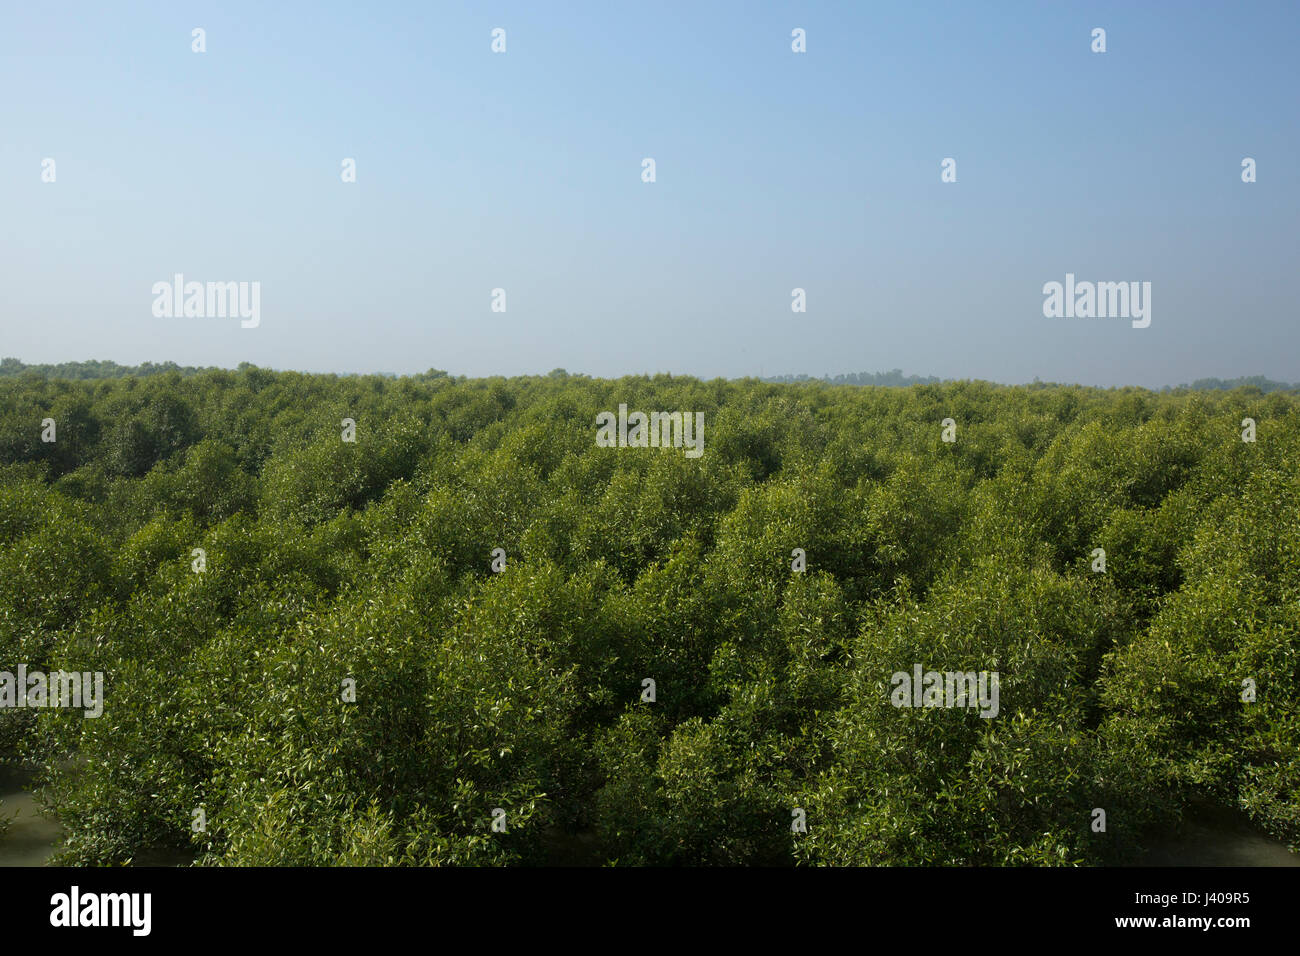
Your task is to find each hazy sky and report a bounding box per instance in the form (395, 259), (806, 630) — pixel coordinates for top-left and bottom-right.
(2, 1), (1297, 386)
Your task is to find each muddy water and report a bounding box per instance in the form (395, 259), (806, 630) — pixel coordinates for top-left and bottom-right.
(1136, 805), (1300, 867)
(0, 767), (64, 866)
(0, 766), (193, 867)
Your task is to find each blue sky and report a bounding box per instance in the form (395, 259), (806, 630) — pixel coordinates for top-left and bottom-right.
(2, 1), (1297, 386)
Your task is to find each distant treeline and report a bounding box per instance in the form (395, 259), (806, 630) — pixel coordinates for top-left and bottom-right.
(761, 369), (943, 387)
(0, 359), (451, 382)
(3, 358), (1297, 394)
(1165, 375), (1300, 394)
(764, 369), (1300, 393)
(0, 358), (215, 380)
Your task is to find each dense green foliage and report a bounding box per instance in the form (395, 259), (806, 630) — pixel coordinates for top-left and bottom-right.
(1, 367), (1297, 865)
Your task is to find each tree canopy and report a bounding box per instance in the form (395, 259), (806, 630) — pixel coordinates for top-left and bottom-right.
(1, 367), (1296, 865)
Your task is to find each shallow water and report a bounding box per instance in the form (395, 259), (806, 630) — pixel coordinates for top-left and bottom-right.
(0, 767), (64, 867)
(1136, 805), (1300, 867)
(0, 766), (194, 867)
